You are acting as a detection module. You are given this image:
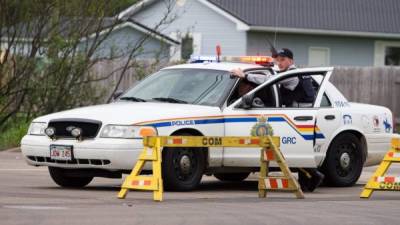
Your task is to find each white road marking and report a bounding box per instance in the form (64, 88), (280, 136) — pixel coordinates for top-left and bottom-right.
(0, 169), (47, 171)
(2, 205), (68, 210)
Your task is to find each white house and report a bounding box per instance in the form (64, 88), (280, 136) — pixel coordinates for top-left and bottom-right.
(119, 0), (400, 66)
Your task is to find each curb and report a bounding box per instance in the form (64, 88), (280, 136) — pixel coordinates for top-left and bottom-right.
(2, 147), (21, 153)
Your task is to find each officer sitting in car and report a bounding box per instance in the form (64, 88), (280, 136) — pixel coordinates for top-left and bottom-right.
(230, 48), (324, 192)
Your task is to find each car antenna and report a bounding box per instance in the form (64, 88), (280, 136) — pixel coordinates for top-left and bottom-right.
(273, 0), (282, 47)
(266, 38), (278, 58)
(267, 0), (281, 57)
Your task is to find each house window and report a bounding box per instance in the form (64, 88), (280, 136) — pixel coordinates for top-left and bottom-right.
(308, 47), (330, 66)
(385, 47), (400, 66)
(374, 41), (400, 66)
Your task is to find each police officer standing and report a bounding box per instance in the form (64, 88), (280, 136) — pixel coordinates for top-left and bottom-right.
(231, 48), (315, 107)
(230, 48), (324, 192)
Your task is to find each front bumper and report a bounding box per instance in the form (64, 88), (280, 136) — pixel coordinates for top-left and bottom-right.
(21, 135), (145, 170)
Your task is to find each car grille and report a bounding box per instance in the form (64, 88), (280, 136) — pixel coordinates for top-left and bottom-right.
(27, 155), (111, 165)
(47, 119), (102, 139)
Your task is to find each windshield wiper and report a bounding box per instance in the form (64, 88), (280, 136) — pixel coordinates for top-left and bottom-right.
(152, 97), (188, 104)
(119, 96), (147, 102)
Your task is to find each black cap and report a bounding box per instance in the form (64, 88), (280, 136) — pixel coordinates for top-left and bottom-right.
(276, 48), (293, 59)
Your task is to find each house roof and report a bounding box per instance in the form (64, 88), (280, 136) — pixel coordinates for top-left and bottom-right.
(209, 0), (400, 36)
(119, 19), (180, 45)
(120, 0), (400, 38)
(2, 17), (179, 45)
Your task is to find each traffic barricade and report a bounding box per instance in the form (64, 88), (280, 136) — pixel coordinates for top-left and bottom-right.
(259, 136), (304, 199)
(118, 135), (304, 201)
(360, 137), (400, 198)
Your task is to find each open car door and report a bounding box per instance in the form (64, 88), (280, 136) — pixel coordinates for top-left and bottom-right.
(222, 67), (333, 168)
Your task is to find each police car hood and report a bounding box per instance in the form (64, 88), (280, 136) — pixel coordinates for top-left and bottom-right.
(33, 102), (221, 125)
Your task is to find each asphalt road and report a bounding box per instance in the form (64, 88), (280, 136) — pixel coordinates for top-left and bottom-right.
(1, 150), (400, 225)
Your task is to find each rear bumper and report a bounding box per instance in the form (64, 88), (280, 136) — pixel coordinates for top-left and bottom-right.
(21, 135), (145, 170)
(365, 133), (396, 166)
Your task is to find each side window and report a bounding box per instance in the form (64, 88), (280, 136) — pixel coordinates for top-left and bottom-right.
(227, 70), (272, 106)
(251, 84), (277, 108)
(229, 82), (277, 108)
(274, 73), (324, 108)
(227, 79), (257, 106)
(320, 92), (332, 107)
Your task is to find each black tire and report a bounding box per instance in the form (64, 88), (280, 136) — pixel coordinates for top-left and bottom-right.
(48, 167), (93, 188)
(214, 172), (250, 182)
(162, 146), (206, 191)
(321, 133), (363, 187)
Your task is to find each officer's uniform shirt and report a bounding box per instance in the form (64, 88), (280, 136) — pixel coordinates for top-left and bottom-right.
(245, 64), (298, 90)
(245, 64), (316, 107)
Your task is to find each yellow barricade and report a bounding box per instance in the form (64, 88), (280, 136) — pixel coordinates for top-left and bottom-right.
(259, 137), (304, 199)
(118, 135), (303, 201)
(360, 137), (400, 198)
(118, 137), (163, 201)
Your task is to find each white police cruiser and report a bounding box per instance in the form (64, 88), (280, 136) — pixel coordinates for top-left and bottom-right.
(21, 56), (395, 191)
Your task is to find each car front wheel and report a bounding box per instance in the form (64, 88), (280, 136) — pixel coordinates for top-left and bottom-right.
(321, 133), (363, 187)
(162, 146), (206, 191)
(48, 167), (93, 188)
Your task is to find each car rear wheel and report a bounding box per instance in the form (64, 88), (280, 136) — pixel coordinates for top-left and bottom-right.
(214, 172), (250, 182)
(48, 167), (93, 188)
(321, 133), (363, 187)
(162, 146), (206, 191)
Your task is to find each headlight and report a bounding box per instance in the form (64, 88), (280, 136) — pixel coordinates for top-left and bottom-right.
(44, 127), (56, 138)
(71, 127), (82, 138)
(28, 122), (47, 136)
(100, 125), (157, 139)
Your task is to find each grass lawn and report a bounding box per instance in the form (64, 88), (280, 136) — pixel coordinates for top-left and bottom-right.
(0, 120), (30, 151)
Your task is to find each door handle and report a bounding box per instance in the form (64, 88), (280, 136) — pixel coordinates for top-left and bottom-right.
(294, 116), (314, 121)
(324, 115), (336, 120)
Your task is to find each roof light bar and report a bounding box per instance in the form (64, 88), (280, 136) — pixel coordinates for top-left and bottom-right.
(239, 56), (274, 65)
(189, 55), (218, 63)
(189, 55), (274, 66)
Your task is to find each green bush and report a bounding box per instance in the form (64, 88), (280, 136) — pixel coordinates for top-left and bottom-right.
(0, 120), (30, 150)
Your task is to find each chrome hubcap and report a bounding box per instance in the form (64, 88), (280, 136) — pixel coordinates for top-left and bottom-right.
(340, 152), (351, 169)
(180, 155), (191, 174)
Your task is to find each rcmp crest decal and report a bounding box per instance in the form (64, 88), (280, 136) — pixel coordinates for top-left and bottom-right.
(251, 115), (273, 136)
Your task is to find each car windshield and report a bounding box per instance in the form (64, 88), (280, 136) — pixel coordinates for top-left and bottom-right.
(120, 69), (235, 106)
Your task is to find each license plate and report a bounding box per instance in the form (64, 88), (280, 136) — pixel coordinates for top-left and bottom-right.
(50, 145), (73, 161)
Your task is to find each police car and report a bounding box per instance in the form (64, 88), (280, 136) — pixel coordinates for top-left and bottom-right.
(21, 56), (395, 191)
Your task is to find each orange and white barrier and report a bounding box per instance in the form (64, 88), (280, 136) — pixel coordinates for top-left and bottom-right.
(360, 137), (400, 198)
(264, 178), (289, 189)
(258, 137), (304, 199)
(118, 135), (302, 202)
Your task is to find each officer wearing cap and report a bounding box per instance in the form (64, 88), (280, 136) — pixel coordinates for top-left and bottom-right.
(230, 48), (324, 192)
(231, 48), (315, 107)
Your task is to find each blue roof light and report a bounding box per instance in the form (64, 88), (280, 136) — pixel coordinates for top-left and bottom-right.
(189, 55), (218, 63)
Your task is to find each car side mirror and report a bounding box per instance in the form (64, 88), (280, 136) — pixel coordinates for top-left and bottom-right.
(238, 93), (254, 109)
(112, 91), (124, 100)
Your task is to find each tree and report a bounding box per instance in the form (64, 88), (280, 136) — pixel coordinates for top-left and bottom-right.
(0, 0), (178, 131)
(181, 33), (193, 60)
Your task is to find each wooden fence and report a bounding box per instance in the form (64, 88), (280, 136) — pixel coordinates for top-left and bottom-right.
(330, 67), (400, 125)
(91, 62), (400, 125)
